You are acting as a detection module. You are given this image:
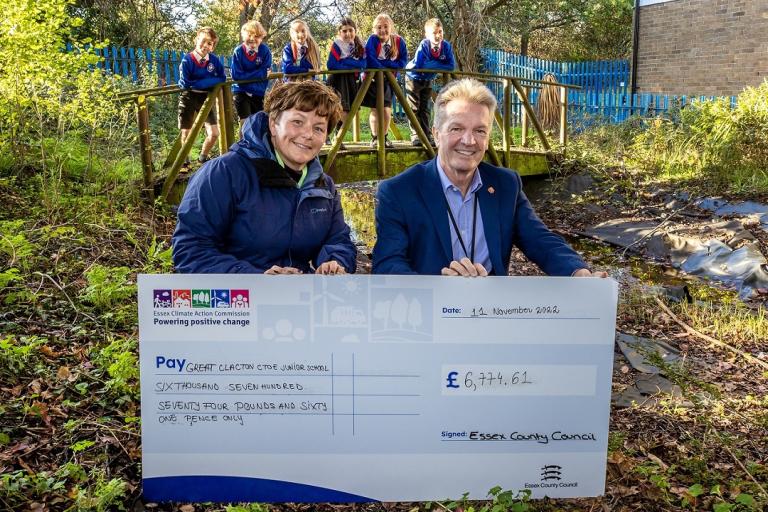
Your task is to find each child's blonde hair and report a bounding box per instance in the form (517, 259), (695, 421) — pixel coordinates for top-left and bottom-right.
(372, 13), (399, 60)
(195, 27), (219, 44)
(241, 20), (267, 41)
(424, 18), (442, 31)
(289, 19), (320, 70)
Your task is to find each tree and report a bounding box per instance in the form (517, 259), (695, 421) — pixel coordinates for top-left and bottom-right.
(487, 0), (632, 59)
(346, 0), (631, 72)
(198, 0), (334, 58)
(1, 0), (126, 178)
(68, 0), (201, 49)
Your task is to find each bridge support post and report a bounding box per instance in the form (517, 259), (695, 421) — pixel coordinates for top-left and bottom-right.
(512, 80), (550, 151)
(503, 79), (512, 167)
(221, 83), (236, 150)
(559, 85), (568, 152)
(161, 85), (220, 201)
(385, 71), (434, 158)
(136, 95), (154, 201)
(376, 70), (386, 178)
(521, 89), (529, 148)
(324, 72), (374, 174)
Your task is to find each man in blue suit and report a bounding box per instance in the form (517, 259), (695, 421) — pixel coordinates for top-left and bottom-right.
(373, 78), (604, 278)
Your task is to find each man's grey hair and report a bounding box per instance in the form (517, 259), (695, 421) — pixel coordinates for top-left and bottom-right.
(433, 78), (497, 131)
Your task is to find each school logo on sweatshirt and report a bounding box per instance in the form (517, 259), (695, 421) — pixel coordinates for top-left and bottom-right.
(207, 62), (216, 73)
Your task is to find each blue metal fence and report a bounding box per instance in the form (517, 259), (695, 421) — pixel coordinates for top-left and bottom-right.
(566, 91), (738, 125)
(481, 49), (630, 95)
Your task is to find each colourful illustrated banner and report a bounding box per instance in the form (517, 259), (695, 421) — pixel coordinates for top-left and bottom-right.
(138, 274), (618, 503)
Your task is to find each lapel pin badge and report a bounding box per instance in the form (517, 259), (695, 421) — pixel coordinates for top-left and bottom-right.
(488, 186), (495, 194)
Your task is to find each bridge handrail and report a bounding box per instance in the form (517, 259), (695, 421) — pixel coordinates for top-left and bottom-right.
(116, 68), (581, 101)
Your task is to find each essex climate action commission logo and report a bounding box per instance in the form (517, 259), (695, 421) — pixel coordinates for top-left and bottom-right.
(153, 289), (250, 309)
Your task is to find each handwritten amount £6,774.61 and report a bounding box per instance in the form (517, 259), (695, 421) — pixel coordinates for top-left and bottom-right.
(463, 371), (532, 391)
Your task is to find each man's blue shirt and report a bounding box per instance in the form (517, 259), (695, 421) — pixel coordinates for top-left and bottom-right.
(436, 160), (492, 273)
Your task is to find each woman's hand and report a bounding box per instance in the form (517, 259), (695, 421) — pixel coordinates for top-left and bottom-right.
(315, 260), (346, 275)
(265, 265), (303, 275)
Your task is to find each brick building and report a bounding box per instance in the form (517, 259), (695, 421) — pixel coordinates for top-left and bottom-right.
(633, 0), (767, 96)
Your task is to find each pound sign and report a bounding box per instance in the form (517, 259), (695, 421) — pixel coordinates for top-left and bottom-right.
(446, 371), (459, 389)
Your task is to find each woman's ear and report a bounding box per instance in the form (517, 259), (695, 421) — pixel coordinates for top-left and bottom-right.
(268, 113), (277, 135)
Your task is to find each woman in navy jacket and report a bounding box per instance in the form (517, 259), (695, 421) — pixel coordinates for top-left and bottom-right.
(172, 81), (357, 275)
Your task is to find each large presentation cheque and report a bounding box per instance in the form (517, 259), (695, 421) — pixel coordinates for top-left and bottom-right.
(138, 274), (618, 503)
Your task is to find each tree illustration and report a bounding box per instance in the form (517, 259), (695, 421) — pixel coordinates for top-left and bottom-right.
(373, 300), (392, 329)
(390, 293), (409, 329)
(407, 298), (422, 331)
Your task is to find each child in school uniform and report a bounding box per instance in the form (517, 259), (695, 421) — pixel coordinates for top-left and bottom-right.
(362, 13), (408, 148)
(326, 17), (366, 148)
(231, 20), (272, 130)
(280, 19), (321, 81)
(178, 27), (226, 165)
(405, 18), (456, 147)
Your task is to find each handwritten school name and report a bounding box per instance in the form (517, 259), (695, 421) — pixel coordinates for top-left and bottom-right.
(154, 356), (330, 373)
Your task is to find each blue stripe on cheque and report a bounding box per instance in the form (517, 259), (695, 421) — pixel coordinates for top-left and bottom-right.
(143, 475), (375, 503)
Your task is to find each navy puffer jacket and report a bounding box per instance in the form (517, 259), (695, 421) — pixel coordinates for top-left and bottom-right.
(172, 112), (356, 273)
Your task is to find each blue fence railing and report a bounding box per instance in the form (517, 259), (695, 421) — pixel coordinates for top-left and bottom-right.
(566, 91), (738, 125)
(481, 49), (630, 95)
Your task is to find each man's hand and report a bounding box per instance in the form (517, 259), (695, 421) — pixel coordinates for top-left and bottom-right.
(265, 265), (303, 275)
(315, 260), (347, 275)
(441, 258), (488, 277)
(573, 268), (608, 278)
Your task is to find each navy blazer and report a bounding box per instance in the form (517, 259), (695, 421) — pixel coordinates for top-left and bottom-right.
(372, 159), (587, 276)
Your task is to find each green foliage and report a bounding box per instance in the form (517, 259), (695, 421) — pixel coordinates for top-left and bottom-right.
(0, 335), (46, 377)
(80, 264), (135, 311)
(426, 488), (533, 512)
(1, 0), (129, 188)
(0, 470), (68, 504)
(532, 0), (634, 60)
(629, 81), (768, 193)
(0, 220), (39, 272)
(144, 237), (174, 273)
(70, 471), (127, 512)
(70, 440), (96, 453)
(90, 336), (139, 399)
(225, 504), (271, 512)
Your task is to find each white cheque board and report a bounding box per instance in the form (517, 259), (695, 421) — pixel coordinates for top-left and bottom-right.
(138, 274), (618, 503)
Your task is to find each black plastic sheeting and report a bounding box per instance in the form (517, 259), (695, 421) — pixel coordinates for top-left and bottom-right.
(696, 198), (768, 232)
(585, 216), (768, 298)
(612, 333), (691, 408)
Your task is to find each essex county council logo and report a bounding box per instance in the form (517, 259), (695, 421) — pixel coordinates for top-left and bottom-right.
(153, 289), (250, 309)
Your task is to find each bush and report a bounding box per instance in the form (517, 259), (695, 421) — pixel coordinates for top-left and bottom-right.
(1, 0), (131, 185)
(629, 80), (768, 193)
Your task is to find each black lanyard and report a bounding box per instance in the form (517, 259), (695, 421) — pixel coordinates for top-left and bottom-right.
(445, 193), (478, 262)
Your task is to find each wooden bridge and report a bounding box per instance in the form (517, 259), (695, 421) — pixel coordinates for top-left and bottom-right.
(117, 69), (580, 203)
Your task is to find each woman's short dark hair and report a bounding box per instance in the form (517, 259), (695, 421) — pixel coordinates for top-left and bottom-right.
(264, 80), (342, 131)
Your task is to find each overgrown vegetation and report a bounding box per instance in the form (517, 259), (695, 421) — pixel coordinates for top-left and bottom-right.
(569, 81), (768, 195)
